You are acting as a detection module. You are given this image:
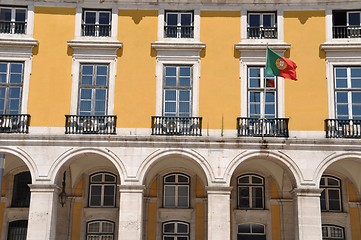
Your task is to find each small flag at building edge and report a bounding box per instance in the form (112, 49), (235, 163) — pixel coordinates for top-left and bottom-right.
(265, 48), (297, 81)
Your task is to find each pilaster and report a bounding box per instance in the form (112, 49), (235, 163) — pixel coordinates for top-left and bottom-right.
(26, 184), (59, 240)
(206, 186), (232, 240)
(118, 185), (145, 240)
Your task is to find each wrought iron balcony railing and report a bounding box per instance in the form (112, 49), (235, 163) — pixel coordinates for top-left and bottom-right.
(164, 25), (194, 38)
(237, 117), (289, 137)
(247, 26), (277, 39)
(81, 23), (111, 37)
(0, 114), (30, 134)
(151, 116), (202, 136)
(333, 25), (361, 38)
(65, 115), (117, 134)
(0, 21), (26, 34)
(325, 119), (361, 138)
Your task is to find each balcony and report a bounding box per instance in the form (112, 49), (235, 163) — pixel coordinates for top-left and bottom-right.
(81, 24), (111, 37)
(237, 117), (289, 137)
(0, 114), (30, 134)
(247, 26), (277, 39)
(65, 115), (117, 135)
(0, 21), (26, 34)
(151, 116), (202, 136)
(333, 26), (361, 39)
(325, 119), (361, 138)
(164, 26), (194, 38)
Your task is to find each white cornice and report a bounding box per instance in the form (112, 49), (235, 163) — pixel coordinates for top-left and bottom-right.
(234, 42), (291, 52)
(0, 37), (38, 48)
(67, 39), (123, 50)
(151, 41), (206, 52)
(320, 42), (361, 52)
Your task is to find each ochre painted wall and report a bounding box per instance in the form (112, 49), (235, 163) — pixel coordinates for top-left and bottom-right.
(71, 179), (84, 240)
(195, 178), (205, 239)
(271, 205), (281, 240)
(200, 11), (240, 130)
(30, 7), (74, 126)
(147, 179), (157, 240)
(348, 182), (361, 239)
(117, 10), (157, 128)
(284, 11), (327, 130)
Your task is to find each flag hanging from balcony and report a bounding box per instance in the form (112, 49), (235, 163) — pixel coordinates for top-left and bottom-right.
(265, 48), (297, 80)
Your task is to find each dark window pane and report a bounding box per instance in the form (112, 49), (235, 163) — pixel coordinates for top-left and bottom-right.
(177, 223), (188, 233)
(164, 223), (175, 233)
(238, 224), (251, 233)
(249, 14), (260, 27)
(11, 171), (31, 207)
(178, 175), (189, 183)
(252, 224), (265, 234)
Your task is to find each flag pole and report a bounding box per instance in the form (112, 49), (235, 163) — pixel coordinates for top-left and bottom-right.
(262, 45), (269, 139)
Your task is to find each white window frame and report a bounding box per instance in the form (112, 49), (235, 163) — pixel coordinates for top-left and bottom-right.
(241, 10), (283, 42)
(0, 4), (34, 36)
(158, 8), (200, 42)
(87, 220), (115, 240)
(162, 65), (193, 117)
(322, 224), (345, 239)
(162, 221), (190, 240)
(325, 57), (361, 119)
(163, 173), (190, 208)
(156, 58), (200, 117)
(347, 11), (361, 26)
(237, 174), (264, 209)
(78, 63), (110, 116)
(333, 66), (361, 119)
(74, 6), (118, 40)
(247, 66), (278, 118)
(240, 59), (285, 118)
(320, 175), (342, 212)
(70, 57), (116, 116)
(247, 12), (277, 39)
(82, 10), (112, 37)
(0, 55), (32, 114)
(88, 172), (116, 207)
(237, 223), (266, 239)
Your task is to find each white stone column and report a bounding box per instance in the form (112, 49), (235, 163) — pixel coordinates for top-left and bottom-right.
(207, 186), (232, 240)
(294, 188), (323, 240)
(27, 184), (58, 240)
(118, 185), (144, 240)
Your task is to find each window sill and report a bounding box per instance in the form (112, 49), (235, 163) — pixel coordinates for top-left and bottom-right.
(67, 39), (123, 50)
(0, 36), (38, 48)
(321, 41), (361, 52)
(234, 41), (290, 52)
(152, 41), (205, 52)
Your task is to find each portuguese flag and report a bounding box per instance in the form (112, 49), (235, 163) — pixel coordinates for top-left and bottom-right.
(266, 48), (297, 80)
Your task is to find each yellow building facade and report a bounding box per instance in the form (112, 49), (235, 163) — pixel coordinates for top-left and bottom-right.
(0, 0), (361, 239)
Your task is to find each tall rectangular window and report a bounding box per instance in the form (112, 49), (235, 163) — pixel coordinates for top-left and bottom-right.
(163, 65), (192, 117)
(11, 171), (31, 208)
(78, 64), (109, 116)
(334, 66), (361, 120)
(248, 12), (277, 39)
(164, 11), (193, 38)
(333, 10), (361, 38)
(7, 220), (28, 240)
(0, 7), (27, 34)
(248, 66), (277, 119)
(0, 62), (24, 114)
(82, 10), (111, 37)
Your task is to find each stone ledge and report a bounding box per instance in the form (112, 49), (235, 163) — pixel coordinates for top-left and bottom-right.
(321, 41), (361, 52)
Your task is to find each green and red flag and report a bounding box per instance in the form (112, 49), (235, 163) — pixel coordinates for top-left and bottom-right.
(266, 48), (297, 80)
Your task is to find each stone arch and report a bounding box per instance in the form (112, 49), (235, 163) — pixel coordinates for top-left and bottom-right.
(0, 147), (37, 182)
(137, 148), (214, 187)
(224, 150), (301, 187)
(48, 147), (127, 185)
(315, 152), (361, 189)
